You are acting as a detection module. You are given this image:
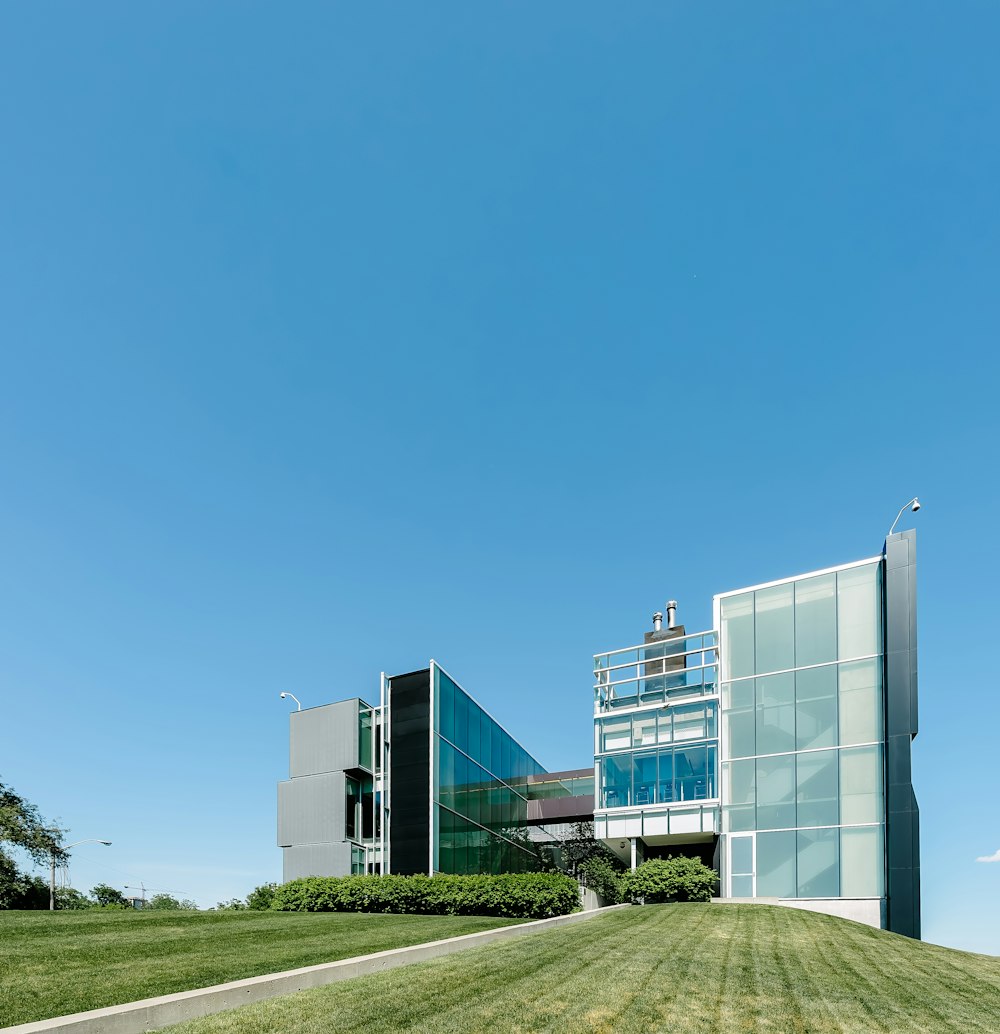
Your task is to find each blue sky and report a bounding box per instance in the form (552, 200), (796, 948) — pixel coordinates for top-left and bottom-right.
(1, 3), (998, 951)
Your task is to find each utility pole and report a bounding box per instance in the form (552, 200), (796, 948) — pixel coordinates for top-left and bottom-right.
(50, 839), (112, 910)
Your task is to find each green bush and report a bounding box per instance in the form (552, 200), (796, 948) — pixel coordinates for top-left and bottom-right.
(246, 882), (278, 910)
(623, 856), (718, 903)
(578, 856), (625, 904)
(272, 872), (579, 919)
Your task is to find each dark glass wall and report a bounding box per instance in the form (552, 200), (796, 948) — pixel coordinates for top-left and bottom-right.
(388, 669), (431, 875)
(433, 665), (549, 874)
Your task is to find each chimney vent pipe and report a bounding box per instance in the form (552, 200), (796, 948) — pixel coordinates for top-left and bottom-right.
(652, 612), (663, 633)
(666, 601), (678, 629)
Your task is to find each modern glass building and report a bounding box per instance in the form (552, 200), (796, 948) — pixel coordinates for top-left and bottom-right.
(278, 660), (593, 881)
(279, 530), (920, 937)
(592, 529), (920, 936)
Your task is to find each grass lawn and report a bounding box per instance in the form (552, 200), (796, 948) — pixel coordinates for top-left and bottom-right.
(163, 904), (1000, 1034)
(0, 909), (525, 1027)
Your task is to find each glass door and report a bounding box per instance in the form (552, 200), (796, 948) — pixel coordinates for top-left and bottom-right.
(729, 834), (755, 897)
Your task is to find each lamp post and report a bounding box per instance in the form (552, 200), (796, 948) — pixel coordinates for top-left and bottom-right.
(280, 692), (302, 711)
(887, 497), (921, 539)
(51, 839), (112, 911)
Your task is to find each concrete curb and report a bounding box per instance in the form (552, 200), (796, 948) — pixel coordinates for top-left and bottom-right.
(4, 905), (628, 1034)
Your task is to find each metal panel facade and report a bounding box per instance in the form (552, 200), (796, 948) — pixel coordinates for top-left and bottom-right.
(283, 842), (353, 882)
(277, 771), (345, 848)
(289, 700), (360, 777)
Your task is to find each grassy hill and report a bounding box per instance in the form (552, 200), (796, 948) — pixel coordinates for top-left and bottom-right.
(0, 909), (524, 1027)
(161, 904), (1000, 1034)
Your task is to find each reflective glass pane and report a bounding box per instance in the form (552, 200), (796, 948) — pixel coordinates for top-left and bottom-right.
(438, 740), (456, 811)
(756, 673), (795, 756)
(838, 564), (880, 660)
(673, 744), (709, 802)
(731, 836), (753, 875)
(632, 713), (658, 748)
(602, 754), (631, 808)
(723, 681), (755, 759)
(839, 660), (881, 746)
(657, 711), (673, 744)
(796, 748), (839, 827)
(794, 574), (837, 667)
(795, 666), (837, 750)
(438, 671), (455, 743)
(467, 704), (481, 766)
(756, 753), (796, 830)
(731, 875), (754, 898)
(481, 716), (493, 776)
(633, 752), (657, 805)
(840, 745), (882, 824)
(602, 716), (631, 752)
(756, 830), (796, 897)
(797, 828), (839, 897)
(841, 825), (883, 897)
(721, 593), (754, 679)
(674, 703), (707, 742)
(755, 584), (794, 675)
(723, 759), (755, 832)
(657, 747), (675, 802)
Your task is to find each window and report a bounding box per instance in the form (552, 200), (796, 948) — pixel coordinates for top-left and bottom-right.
(755, 584), (794, 675)
(602, 754), (631, 808)
(359, 708), (373, 770)
(756, 673), (795, 755)
(345, 775), (361, 841)
(721, 593), (754, 679)
(795, 665), (837, 750)
(756, 830), (796, 897)
(723, 759), (755, 832)
(730, 835), (754, 898)
(840, 745), (882, 825)
(796, 749), (839, 827)
(797, 828), (839, 897)
(837, 564), (879, 660)
(632, 713), (658, 749)
(839, 660), (881, 746)
(756, 753), (796, 830)
(722, 680), (755, 759)
(794, 574), (837, 667)
(841, 825), (883, 897)
(633, 752), (657, 805)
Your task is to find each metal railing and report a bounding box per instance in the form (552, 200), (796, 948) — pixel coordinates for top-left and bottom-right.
(594, 630), (718, 711)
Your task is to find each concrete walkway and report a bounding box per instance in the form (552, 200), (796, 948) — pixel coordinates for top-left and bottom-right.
(4, 906), (627, 1034)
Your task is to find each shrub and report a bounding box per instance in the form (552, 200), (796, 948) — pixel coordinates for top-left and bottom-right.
(246, 882), (278, 910)
(578, 856), (625, 905)
(272, 872), (579, 919)
(623, 856), (718, 903)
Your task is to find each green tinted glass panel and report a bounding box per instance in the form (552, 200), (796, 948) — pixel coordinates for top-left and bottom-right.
(603, 754), (631, 808)
(721, 593), (754, 679)
(723, 680), (755, 759)
(794, 574), (837, 667)
(795, 666), (837, 750)
(731, 875), (753, 897)
(841, 825), (883, 897)
(755, 584), (794, 675)
(797, 828), (839, 897)
(756, 830), (796, 897)
(358, 708), (373, 770)
(795, 748), (839, 827)
(723, 759), (755, 832)
(837, 564), (880, 660)
(438, 671), (455, 743)
(633, 752), (657, 806)
(839, 659), (881, 746)
(756, 753), (795, 830)
(756, 673), (795, 756)
(730, 836), (753, 875)
(840, 745), (882, 824)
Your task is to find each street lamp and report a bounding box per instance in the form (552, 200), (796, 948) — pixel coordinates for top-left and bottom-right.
(280, 692), (302, 711)
(887, 497), (921, 539)
(51, 839), (112, 911)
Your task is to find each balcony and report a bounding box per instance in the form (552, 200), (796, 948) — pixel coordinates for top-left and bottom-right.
(594, 630), (718, 712)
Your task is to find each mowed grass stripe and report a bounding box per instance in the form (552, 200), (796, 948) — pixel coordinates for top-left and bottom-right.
(162, 905), (1000, 1034)
(0, 910), (526, 1027)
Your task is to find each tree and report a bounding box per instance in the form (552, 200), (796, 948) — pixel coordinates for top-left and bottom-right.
(147, 893), (198, 910)
(246, 883), (278, 910)
(91, 883), (128, 907)
(56, 887), (94, 910)
(0, 779), (65, 910)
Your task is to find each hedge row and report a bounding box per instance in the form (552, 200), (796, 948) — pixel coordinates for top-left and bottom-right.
(271, 873), (580, 919)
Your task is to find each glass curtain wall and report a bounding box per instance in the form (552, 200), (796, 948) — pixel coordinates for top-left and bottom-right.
(719, 562), (885, 899)
(432, 665), (551, 874)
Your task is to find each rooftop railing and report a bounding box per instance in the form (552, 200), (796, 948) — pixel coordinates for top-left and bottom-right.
(594, 629), (718, 711)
